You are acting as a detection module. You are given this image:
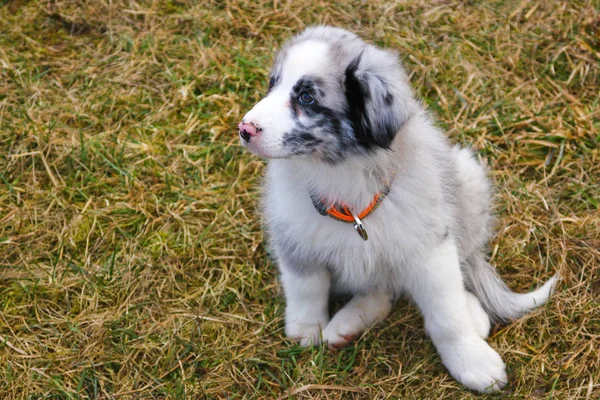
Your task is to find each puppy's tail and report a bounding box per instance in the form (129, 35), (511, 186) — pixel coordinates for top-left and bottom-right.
(464, 254), (559, 323)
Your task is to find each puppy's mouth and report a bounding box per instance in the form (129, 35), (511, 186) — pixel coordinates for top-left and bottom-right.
(239, 133), (312, 160)
(240, 136), (267, 158)
(238, 133), (276, 159)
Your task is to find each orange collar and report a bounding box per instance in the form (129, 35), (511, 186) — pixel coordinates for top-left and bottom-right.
(309, 176), (394, 241)
(311, 191), (387, 222)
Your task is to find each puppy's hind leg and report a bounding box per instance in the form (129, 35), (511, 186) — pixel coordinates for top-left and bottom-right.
(322, 291), (393, 349)
(407, 237), (507, 393)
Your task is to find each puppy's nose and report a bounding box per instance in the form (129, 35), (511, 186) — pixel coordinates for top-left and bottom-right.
(238, 121), (260, 142)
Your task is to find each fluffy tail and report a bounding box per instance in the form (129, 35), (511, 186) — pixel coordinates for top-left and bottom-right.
(464, 254), (559, 323)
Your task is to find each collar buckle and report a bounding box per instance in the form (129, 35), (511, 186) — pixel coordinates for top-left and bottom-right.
(352, 214), (369, 241)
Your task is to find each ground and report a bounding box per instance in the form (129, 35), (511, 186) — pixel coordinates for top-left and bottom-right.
(0, 0), (599, 399)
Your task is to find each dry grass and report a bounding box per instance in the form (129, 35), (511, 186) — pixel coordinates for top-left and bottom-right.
(0, 0), (599, 398)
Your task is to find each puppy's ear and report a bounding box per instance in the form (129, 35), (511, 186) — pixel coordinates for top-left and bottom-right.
(344, 50), (408, 149)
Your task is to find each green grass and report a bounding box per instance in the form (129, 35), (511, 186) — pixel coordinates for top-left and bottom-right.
(0, 0), (599, 398)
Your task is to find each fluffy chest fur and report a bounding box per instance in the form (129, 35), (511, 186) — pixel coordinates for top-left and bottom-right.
(262, 115), (456, 294)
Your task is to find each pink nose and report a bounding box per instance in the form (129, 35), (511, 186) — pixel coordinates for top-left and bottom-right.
(238, 121), (259, 141)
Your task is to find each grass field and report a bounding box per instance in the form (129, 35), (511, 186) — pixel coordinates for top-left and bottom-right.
(1, 0), (599, 398)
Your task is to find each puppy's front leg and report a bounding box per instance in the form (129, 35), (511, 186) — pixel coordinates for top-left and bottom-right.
(280, 264), (330, 347)
(408, 237), (507, 393)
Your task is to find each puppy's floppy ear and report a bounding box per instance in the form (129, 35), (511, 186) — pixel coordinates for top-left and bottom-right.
(344, 49), (408, 149)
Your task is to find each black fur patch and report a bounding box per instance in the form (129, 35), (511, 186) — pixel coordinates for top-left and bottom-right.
(281, 73), (379, 164)
(282, 128), (324, 155)
(344, 56), (400, 149)
(299, 132), (318, 142)
(344, 56), (374, 149)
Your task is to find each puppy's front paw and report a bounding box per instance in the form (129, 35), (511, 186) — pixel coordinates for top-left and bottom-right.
(321, 309), (367, 349)
(322, 292), (393, 349)
(438, 336), (507, 393)
(285, 316), (329, 347)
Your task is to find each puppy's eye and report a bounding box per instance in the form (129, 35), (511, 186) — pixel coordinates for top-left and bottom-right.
(268, 76), (275, 90)
(298, 92), (314, 104)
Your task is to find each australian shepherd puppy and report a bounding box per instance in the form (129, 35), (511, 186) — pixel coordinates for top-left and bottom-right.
(238, 26), (558, 393)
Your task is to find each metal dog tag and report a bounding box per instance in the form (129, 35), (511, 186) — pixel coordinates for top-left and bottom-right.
(352, 214), (369, 241)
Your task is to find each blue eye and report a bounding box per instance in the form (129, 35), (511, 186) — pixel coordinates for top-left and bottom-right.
(298, 92), (314, 104)
(268, 76), (275, 90)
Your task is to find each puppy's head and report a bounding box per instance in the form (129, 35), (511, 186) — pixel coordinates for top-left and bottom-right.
(239, 26), (415, 163)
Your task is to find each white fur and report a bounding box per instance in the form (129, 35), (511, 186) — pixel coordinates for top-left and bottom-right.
(265, 115), (510, 392)
(240, 40), (331, 159)
(405, 237), (506, 392)
(322, 291), (393, 348)
(280, 265), (330, 347)
(466, 291), (491, 339)
(241, 27), (558, 393)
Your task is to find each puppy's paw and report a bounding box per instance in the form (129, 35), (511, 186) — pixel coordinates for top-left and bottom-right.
(322, 293), (393, 349)
(322, 306), (372, 349)
(438, 336), (507, 393)
(285, 316), (328, 347)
